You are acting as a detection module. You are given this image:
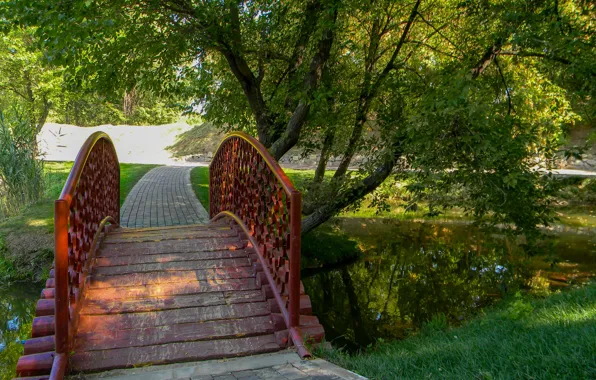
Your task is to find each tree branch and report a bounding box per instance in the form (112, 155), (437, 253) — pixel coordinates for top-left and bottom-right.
(269, 5), (338, 159)
(494, 56), (513, 115)
(334, 0), (420, 179)
(497, 50), (572, 65)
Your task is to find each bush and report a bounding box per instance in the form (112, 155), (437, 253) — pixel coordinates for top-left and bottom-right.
(0, 109), (44, 219)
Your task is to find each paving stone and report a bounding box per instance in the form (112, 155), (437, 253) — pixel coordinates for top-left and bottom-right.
(213, 376), (236, 380)
(232, 370), (257, 378)
(273, 365), (308, 380)
(120, 166), (209, 227)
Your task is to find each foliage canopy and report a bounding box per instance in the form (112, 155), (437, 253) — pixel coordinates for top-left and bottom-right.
(3, 0), (595, 236)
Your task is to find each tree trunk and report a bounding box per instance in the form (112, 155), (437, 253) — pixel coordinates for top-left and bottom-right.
(302, 140), (403, 234)
(314, 126), (336, 183)
(35, 97), (50, 133)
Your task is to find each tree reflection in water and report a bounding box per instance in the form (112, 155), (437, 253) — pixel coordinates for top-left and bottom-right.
(0, 284), (41, 378)
(302, 219), (541, 350)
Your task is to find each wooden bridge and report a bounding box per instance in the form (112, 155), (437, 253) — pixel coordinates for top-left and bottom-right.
(14, 132), (324, 379)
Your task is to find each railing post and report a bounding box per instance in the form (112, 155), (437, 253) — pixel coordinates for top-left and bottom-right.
(288, 192), (302, 328)
(54, 200), (69, 354)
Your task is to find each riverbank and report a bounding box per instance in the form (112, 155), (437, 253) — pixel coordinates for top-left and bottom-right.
(317, 282), (596, 379)
(0, 162), (158, 283)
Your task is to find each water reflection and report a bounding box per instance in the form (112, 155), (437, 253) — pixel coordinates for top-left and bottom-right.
(0, 284), (42, 378)
(302, 218), (596, 350)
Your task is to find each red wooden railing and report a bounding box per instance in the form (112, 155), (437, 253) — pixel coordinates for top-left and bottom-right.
(15, 132), (120, 379)
(209, 132), (309, 356)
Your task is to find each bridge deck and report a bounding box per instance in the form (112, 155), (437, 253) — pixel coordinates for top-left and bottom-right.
(71, 223), (287, 373)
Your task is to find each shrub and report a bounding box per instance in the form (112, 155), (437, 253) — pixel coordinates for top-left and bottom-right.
(0, 108), (44, 219)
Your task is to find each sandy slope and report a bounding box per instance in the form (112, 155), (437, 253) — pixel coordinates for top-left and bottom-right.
(38, 122), (201, 165)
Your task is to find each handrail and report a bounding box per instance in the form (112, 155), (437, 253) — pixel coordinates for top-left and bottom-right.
(52, 132), (120, 378)
(209, 131), (305, 354)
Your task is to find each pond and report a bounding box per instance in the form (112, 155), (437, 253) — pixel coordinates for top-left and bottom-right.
(0, 283), (42, 378)
(301, 218), (596, 351)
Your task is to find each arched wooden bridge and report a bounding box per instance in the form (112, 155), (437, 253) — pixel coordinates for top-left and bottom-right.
(13, 132), (324, 379)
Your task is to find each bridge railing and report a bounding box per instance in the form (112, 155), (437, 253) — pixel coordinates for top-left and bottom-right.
(52, 132), (120, 377)
(209, 132), (305, 351)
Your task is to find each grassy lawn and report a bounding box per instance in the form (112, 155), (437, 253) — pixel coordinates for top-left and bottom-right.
(318, 282), (596, 380)
(190, 166), (210, 211)
(0, 162), (158, 283)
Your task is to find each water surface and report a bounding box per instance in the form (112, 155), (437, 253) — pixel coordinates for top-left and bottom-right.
(302, 218), (596, 350)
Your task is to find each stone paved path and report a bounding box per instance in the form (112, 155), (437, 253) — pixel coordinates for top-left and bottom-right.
(120, 166), (209, 227)
(84, 351), (366, 380)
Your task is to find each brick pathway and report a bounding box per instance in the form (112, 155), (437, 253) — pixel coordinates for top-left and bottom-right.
(120, 166), (209, 228)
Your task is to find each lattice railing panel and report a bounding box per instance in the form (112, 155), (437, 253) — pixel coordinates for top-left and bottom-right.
(210, 132), (302, 326)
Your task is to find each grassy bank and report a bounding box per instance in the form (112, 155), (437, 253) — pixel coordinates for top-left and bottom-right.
(191, 167), (596, 228)
(318, 283), (596, 379)
(0, 162), (158, 283)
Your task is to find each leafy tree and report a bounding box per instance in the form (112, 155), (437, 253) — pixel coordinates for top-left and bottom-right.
(0, 27), (61, 132)
(4, 0), (595, 236)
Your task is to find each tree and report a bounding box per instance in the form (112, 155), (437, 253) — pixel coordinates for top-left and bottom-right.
(5, 0), (595, 235)
(0, 27), (61, 132)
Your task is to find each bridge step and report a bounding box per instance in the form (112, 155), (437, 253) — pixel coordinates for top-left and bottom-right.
(81, 289), (265, 315)
(89, 267), (256, 288)
(78, 302), (272, 331)
(74, 314), (275, 351)
(98, 237), (245, 257)
(92, 257), (251, 276)
(102, 228), (238, 244)
(70, 334), (282, 373)
(94, 249), (252, 267)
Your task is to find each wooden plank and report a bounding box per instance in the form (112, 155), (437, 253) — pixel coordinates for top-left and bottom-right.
(95, 249), (251, 267)
(81, 290), (265, 315)
(35, 299), (54, 317)
(24, 336), (55, 355)
(70, 334), (281, 373)
(75, 315), (274, 351)
(78, 302), (271, 331)
(84, 278), (259, 301)
(31, 316), (54, 338)
(89, 267), (255, 288)
(108, 224), (228, 235)
(98, 238), (245, 257)
(16, 352), (54, 377)
(103, 229), (238, 244)
(92, 257), (250, 276)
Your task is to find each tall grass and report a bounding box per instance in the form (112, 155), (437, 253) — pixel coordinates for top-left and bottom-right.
(0, 109), (44, 220)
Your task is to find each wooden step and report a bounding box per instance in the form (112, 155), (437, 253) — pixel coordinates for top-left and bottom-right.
(15, 352), (54, 377)
(78, 302), (271, 331)
(98, 238), (245, 257)
(75, 315), (275, 351)
(89, 267), (255, 288)
(84, 278), (260, 300)
(70, 334), (282, 373)
(92, 257), (251, 276)
(95, 249), (252, 267)
(23, 336), (55, 355)
(81, 289), (265, 315)
(103, 229), (238, 244)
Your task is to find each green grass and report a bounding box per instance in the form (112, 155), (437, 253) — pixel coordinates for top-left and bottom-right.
(317, 283), (596, 380)
(119, 163), (160, 206)
(190, 167), (596, 227)
(0, 162), (158, 283)
(190, 166), (210, 211)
